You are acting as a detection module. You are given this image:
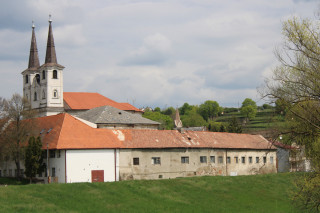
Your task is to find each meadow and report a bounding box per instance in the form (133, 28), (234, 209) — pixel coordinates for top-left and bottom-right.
(0, 173), (305, 213)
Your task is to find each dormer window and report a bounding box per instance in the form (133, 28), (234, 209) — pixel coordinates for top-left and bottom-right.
(25, 75), (29, 84)
(53, 70), (57, 79)
(42, 70), (46, 80)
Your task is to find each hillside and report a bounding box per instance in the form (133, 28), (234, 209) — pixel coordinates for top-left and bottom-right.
(216, 108), (285, 137)
(0, 173), (305, 213)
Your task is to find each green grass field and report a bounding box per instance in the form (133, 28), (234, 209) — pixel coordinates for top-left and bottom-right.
(0, 173), (305, 213)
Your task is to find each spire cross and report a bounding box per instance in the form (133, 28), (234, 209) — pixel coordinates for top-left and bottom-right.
(32, 20), (35, 29)
(49, 14), (52, 23)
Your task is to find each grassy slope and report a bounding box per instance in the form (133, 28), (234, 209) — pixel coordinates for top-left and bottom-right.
(216, 109), (285, 136)
(0, 173), (304, 213)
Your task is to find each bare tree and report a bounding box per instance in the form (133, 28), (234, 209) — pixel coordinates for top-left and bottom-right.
(0, 94), (37, 179)
(260, 15), (320, 211)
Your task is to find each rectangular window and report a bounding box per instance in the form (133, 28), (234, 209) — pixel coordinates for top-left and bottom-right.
(210, 156), (215, 163)
(3, 170), (6, 177)
(263, 157), (267, 164)
(52, 168), (56, 177)
(227, 157), (231, 164)
(49, 150), (55, 158)
(249, 157), (252, 164)
(9, 169), (12, 177)
(241, 157), (245, 164)
(200, 156), (207, 163)
(15, 169), (18, 177)
(181, 156), (189, 164)
(234, 157), (238, 164)
(256, 157), (259, 163)
(218, 156), (223, 164)
(57, 150), (61, 158)
(133, 157), (139, 165)
(270, 156), (274, 164)
(152, 157), (161, 165)
(0, 170), (2, 177)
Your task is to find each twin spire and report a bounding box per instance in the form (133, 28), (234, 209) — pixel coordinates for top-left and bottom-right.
(28, 15), (58, 70)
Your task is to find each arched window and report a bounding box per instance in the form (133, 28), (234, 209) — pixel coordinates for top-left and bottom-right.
(42, 70), (46, 80)
(42, 90), (46, 99)
(35, 74), (40, 84)
(53, 90), (58, 98)
(53, 70), (58, 79)
(34, 92), (37, 101)
(25, 75), (29, 84)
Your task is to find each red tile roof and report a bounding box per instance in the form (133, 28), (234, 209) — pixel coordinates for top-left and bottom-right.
(34, 114), (275, 151)
(36, 113), (121, 149)
(63, 92), (142, 112)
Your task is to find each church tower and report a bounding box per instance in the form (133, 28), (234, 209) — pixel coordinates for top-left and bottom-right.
(22, 16), (65, 117)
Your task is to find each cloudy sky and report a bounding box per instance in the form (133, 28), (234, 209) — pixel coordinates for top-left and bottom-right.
(0, 0), (318, 108)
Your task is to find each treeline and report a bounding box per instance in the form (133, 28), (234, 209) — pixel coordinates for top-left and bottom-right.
(143, 98), (276, 133)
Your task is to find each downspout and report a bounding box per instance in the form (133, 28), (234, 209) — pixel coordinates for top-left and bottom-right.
(65, 150), (67, 183)
(47, 142), (50, 183)
(114, 149), (117, 182)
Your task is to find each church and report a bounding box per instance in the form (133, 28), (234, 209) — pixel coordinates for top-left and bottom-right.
(0, 17), (277, 183)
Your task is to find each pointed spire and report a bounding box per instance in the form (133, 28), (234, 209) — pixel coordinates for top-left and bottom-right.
(45, 14), (58, 64)
(174, 108), (183, 128)
(28, 21), (40, 69)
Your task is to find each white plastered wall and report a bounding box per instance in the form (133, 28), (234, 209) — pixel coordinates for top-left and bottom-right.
(66, 149), (118, 183)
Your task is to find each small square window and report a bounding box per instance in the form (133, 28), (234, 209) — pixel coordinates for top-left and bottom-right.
(133, 157), (139, 165)
(181, 156), (189, 164)
(152, 157), (161, 165)
(210, 156), (215, 163)
(270, 156), (274, 164)
(241, 157), (246, 164)
(200, 156), (207, 163)
(49, 150), (55, 158)
(234, 157), (238, 164)
(218, 156), (223, 164)
(263, 157), (267, 164)
(256, 157), (259, 163)
(249, 157), (252, 164)
(227, 157), (231, 164)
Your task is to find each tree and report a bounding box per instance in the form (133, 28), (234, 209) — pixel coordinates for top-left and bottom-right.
(275, 99), (289, 116)
(25, 136), (43, 183)
(143, 111), (174, 130)
(179, 103), (193, 115)
(227, 117), (242, 133)
(198, 100), (222, 121)
(181, 108), (207, 127)
(240, 98), (257, 121)
(261, 15), (320, 211)
(0, 94), (37, 179)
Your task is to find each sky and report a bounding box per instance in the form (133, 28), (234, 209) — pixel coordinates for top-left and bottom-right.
(0, 0), (319, 109)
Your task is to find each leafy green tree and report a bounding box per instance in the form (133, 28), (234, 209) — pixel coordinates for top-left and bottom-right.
(219, 124), (226, 132)
(143, 111), (174, 130)
(198, 100), (222, 121)
(179, 103), (193, 115)
(227, 117), (242, 133)
(25, 136), (43, 183)
(154, 107), (161, 112)
(262, 104), (273, 110)
(181, 108), (207, 127)
(275, 99), (289, 116)
(240, 98), (257, 121)
(261, 15), (320, 211)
